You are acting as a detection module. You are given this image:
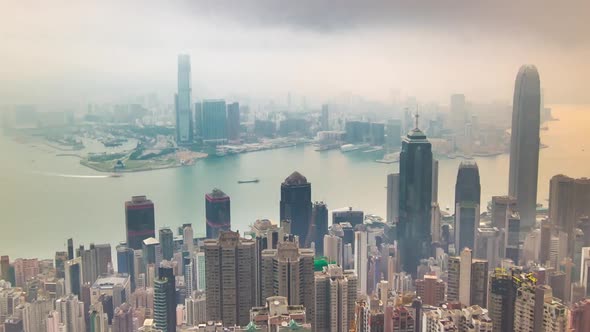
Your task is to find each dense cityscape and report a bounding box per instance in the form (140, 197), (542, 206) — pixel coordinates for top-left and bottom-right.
(1, 54), (590, 332)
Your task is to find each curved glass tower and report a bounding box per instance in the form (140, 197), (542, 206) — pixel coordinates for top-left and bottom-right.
(508, 65), (541, 229)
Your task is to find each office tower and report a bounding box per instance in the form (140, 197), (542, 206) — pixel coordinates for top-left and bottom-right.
(112, 303), (133, 332)
(513, 284), (568, 332)
(386, 173), (399, 224)
(67, 239), (74, 260)
(454, 162), (481, 252)
(369, 122), (385, 145)
(13, 258), (39, 287)
(0, 256), (9, 282)
(280, 172), (312, 245)
(54, 252), (68, 279)
(142, 238), (161, 271)
(314, 265), (357, 332)
(260, 236), (315, 320)
(158, 228), (174, 261)
(490, 196), (517, 228)
(447, 248), (488, 307)
(574, 178), (590, 220)
(195, 252), (206, 292)
(432, 159), (439, 203)
(385, 119), (402, 151)
(549, 175), (576, 253)
(475, 225), (501, 270)
(125, 196), (155, 250)
(415, 274), (445, 306)
(205, 189), (231, 239)
(90, 274), (131, 309)
(354, 230), (368, 295)
(194, 102), (202, 139)
(508, 65), (541, 229)
(202, 99), (227, 142)
(4, 317), (23, 332)
(55, 294), (86, 332)
(320, 104), (330, 131)
(488, 269), (519, 332)
(324, 234), (343, 266)
(311, 202), (329, 255)
(183, 224), (194, 253)
(204, 231), (256, 326)
(94, 244), (112, 275)
(397, 117), (433, 277)
(185, 293), (206, 326)
(184, 257), (194, 298)
(153, 264), (175, 332)
(247, 219), (281, 306)
(65, 257), (82, 296)
(226, 102), (240, 141)
(581, 247), (590, 295)
(505, 212), (521, 264)
(116, 244), (135, 291)
(77, 244), (98, 285)
(175, 54), (193, 144)
(332, 207), (364, 227)
(571, 298), (590, 332)
(22, 299), (53, 332)
(450, 94), (467, 134)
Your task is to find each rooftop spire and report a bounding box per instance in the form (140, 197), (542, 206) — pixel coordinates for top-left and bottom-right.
(414, 112), (420, 130)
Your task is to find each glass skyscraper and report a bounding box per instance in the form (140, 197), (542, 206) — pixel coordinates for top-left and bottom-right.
(205, 189), (231, 239)
(397, 121), (433, 277)
(508, 65), (541, 229)
(124, 196), (155, 250)
(175, 54), (193, 144)
(202, 99), (227, 142)
(454, 162), (481, 252)
(280, 172), (312, 245)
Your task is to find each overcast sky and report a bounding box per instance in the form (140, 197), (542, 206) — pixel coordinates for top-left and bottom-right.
(1, 0), (589, 106)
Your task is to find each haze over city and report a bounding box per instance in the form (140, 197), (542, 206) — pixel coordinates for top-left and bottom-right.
(2, 0), (590, 105)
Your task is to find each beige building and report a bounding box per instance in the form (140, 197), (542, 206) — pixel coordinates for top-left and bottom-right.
(513, 284), (568, 332)
(204, 231), (256, 326)
(314, 265), (357, 332)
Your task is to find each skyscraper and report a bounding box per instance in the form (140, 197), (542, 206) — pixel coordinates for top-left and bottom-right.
(280, 172), (312, 245)
(332, 207), (364, 227)
(508, 65), (541, 229)
(549, 174), (576, 254)
(154, 263), (176, 332)
(204, 231), (256, 326)
(386, 173), (399, 224)
(314, 265), (357, 332)
(158, 228), (174, 261)
(226, 102), (240, 141)
(125, 196), (155, 250)
(65, 257), (82, 296)
(55, 294), (86, 332)
(311, 202), (329, 254)
(454, 162), (481, 252)
(205, 189), (231, 239)
(116, 244), (135, 291)
(320, 104), (329, 131)
(513, 284), (568, 332)
(202, 99), (227, 142)
(397, 117), (433, 277)
(450, 94), (467, 135)
(260, 235), (315, 320)
(175, 54), (193, 144)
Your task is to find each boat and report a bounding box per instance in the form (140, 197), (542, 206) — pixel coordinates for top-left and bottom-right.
(340, 144), (359, 152)
(238, 178), (260, 184)
(109, 173), (123, 178)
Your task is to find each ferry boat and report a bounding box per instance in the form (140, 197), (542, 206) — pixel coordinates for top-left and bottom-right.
(238, 178), (260, 184)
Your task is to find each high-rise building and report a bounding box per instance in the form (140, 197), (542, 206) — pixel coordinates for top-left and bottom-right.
(571, 298), (590, 332)
(280, 172), (312, 245)
(183, 224), (194, 253)
(55, 294), (86, 332)
(450, 94), (467, 135)
(226, 102), (240, 141)
(90, 274), (131, 309)
(447, 248), (488, 307)
(508, 65), (541, 229)
(175, 54), (193, 144)
(0, 256), (9, 282)
(125, 196), (155, 250)
(194, 102), (202, 139)
(22, 299), (53, 332)
(454, 162), (481, 252)
(475, 225), (501, 270)
(65, 257), (82, 296)
(154, 264), (175, 332)
(354, 230), (368, 295)
(13, 258), (39, 287)
(112, 303), (133, 332)
(550, 175), (576, 252)
(158, 228), (174, 261)
(513, 284), (568, 332)
(332, 207), (364, 227)
(432, 159), (439, 203)
(574, 178), (590, 220)
(581, 247), (590, 295)
(397, 117), (433, 277)
(505, 212), (521, 264)
(260, 236), (315, 320)
(116, 244), (135, 291)
(311, 202), (329, 254)
(386, 173), (399, 224)
(67, 239), (74, 260)
(185, 293), (207, 326)
(94, 244), (112, 276)
(385, 119), (402, 151)
(415, 274), (445, 306)
(142, 238), (161, 271)
(320, 104), (330, 131)
(324, 234), (343, 267)
(202, 99), (227, 142)
(246, 219), (282, 306)
(205, 189), (231, 239)
(314, 265), (357, 332)
(204, 231), (256, 326)
(490, 196), (517, 229)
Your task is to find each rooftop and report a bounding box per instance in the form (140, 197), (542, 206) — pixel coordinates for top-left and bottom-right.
(283, 171), (308, 186)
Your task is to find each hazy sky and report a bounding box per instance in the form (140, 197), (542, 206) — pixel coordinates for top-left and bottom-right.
(2, 0), (589, 106)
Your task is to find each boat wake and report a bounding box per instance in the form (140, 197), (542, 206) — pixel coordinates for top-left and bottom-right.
(32, 171), (109, 179)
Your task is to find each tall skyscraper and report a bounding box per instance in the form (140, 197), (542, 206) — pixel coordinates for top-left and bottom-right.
(432, 159), (439, 203)
(67, 239), (74, 260)
(205, 189), (231, 239)
(260, 235), (315, 320)
(549, 174), (576, 254)
(386, 173), (399, 224)
(112, 303), (133, 332)
(204, 231), (256, 326)
(513, 284), (568, 332)
(397, 117), (433, 277)
(354, 229), (368, 295)
(490, 196), (517, 229)
(454, 162), (481, 252)
(447, 248), (488, 307)
(320, 104), (329, 131)
(311, 202), (329, 254)
(194, 102), (202, 139)
(280, 172), (312, 245)
(415, 274), (445, 306)
(125, 196), (155, 251)
(65, 257), (82, 296)
(116, 244), (135, 291)
(158, 228), (174, 261)
(508, 65), (541, 229)
(571, 298), (590, 332)
(183, 223), (194, 253)
(332, 208), (364, 227)
(226, 102), (240, 141)
(154, 264), (175, 332)
(55, 294), (86, 332)
(314, 265), (357, 332)
(450, 94), (467, 135)
(175, 54), (193, 144)
(202, 99), (227, 142)
(385, 119), (402, 151)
